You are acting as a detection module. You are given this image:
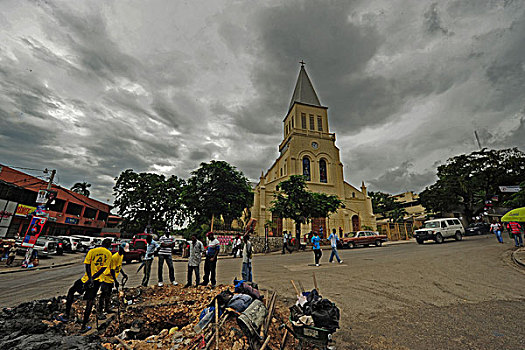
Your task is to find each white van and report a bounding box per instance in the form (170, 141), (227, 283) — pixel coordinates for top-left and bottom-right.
(414, 218), (465, 244)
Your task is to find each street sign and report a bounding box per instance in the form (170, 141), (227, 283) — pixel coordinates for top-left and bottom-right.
(21, 216), (47, 248)
(36, 190), (47, 203)
(499, 186), (521, 193)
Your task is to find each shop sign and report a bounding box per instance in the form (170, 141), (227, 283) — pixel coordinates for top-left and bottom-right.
(65, 217), (79, 224)
(15, 204), (36, 217)
(36, 190), (47, 204)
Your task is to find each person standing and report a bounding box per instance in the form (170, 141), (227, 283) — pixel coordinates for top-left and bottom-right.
(185, 234), (204, 287)
(509, 221), (524, 247)
(232, 234), (242, 258)
(141, 235), (159, 287)
(242, 234), (253, 282)
(158, 232), (177, 287)
(311, 231), (322, 266)
(57, 239), (112, 332)
(328, 228), (343, 264)
(5, 245), (17, 266)
(282, 231), (292, 254)
(491, 221), (503, 243)
(201, 232), (220, 288)
(98, 243), (128, 319)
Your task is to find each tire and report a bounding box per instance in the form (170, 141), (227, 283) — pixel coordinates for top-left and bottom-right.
(125, 259), (131, 264)
(350, 242), (356, 249)
(375, 240), (382, 247)
(435, 233), (444, 244)
(455, 231), (462, 241)
(364, 244), (369, 247)
(416, 238), (424, 244)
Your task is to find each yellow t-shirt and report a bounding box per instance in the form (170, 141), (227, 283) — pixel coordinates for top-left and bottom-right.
(81, 247), (112, 283)
(101, 252), (124, 283)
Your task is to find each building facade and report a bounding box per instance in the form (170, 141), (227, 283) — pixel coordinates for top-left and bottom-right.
(250, 65), (376, 237)
(0, 165), (111, 238)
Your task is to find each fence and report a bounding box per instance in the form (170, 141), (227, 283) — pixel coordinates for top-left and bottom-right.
(377, 222), (415, 241)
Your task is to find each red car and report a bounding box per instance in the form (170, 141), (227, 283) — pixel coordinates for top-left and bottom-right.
(110, 239), (147, 263)
(341, 231), (387, 249)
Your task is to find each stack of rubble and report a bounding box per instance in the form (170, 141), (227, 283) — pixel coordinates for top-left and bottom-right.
(97, 284), (295, 350)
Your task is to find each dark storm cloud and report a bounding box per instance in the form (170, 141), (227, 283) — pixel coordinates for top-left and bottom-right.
(1, 0), (524, 202)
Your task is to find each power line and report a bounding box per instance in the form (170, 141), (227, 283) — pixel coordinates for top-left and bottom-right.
(0, 164), (46, 172)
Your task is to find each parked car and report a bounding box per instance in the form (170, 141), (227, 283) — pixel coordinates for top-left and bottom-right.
(16, 237), (57, 257)
(172, 239), (188, 255)
(58, 236), (82, 252)
(341, 231), (387, 248)
(44, 237), (69, 255)
(414, 218), (465, 244)
(110, 239), (146, 263)
(464, 222), (490, 236)
(71, 235), (101, 252)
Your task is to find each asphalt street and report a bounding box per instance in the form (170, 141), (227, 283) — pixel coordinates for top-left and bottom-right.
(1, 235), (524, 349)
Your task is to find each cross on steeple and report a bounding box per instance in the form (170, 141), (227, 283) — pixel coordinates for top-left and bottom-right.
(299, 60), (305, 67)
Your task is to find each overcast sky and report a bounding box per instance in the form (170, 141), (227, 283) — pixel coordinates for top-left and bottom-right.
(1, 0), (524, 203)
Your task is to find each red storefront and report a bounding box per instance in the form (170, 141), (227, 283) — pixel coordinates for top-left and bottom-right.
(0, 165), (111, 238)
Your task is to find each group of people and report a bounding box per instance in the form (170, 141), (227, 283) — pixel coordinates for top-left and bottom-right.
(310, 228), (344, 266)
(56, 239), (128, 333)
(492, 220), (524, 247)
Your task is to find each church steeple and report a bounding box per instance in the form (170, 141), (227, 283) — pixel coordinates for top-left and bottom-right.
(288, 62), (322, 110)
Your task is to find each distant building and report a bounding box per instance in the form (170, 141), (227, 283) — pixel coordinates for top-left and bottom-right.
(250, 64), (376, 237)
(0, 165), (111, 238)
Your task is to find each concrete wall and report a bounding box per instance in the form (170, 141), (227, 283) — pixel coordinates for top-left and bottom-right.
(218, 237), (283, 255)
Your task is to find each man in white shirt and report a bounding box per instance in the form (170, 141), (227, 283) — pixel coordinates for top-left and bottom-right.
(201, 232), (220, 288)
(490, 221), (503, 243)
(185, 234), (204, 287)
(282, 231), (292, 254)
(328, 228), (343, 264)
(241, 234), (253, 282)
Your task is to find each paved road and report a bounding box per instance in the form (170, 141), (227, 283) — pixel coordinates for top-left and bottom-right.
(1, 235), (524, 349)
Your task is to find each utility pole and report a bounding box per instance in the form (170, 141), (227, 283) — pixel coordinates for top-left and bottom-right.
(474, 130), (482, 150)
(45, 169), (56, 191)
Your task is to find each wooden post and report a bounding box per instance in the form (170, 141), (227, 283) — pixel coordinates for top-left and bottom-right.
(211, 213), (215, 232)
(404, 222), (408, 240)
(386, 224), (391, 241)
(312, 272), (319, 293)
(215, 298), (219, 350)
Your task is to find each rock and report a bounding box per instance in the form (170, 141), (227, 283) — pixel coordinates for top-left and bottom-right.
(159, 328), (168, 337)
(232, 340), (243, 350)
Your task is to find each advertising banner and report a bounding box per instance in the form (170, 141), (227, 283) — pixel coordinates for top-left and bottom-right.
(15, 204), (36, 217)
(21, 216), (47, 248)
(0, 199), (18, 238)
(499, 186), (521, 193)
(36, 190), (47, 204)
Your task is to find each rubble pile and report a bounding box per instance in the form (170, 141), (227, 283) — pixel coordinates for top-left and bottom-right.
(0, 298), (102, 350)
(98, 284), (295, 350)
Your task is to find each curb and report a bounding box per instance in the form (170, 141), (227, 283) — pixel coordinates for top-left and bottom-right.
(0, 262), (76, 275)
(511, 248), (525, 268)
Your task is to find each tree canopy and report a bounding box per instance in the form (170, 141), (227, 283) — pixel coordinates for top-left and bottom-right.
(183, 160), (253, 229)
(368, 191), (407, 223)
(420, 148), (525, 220)
(270, 175), (342, 239)
(71, 182), (91, 197)
(113, 170), (185, 233)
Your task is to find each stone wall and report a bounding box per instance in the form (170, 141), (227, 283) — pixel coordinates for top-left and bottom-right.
(219, 237), (283, 254)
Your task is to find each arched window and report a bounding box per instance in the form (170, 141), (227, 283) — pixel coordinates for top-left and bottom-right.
(302, 157), (311, 181)
(319, 159), (327, 183)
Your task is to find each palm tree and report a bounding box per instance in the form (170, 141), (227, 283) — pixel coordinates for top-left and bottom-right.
(71, 182), (91, 197)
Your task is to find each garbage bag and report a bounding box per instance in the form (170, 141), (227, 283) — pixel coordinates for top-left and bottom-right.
(311, 298), (340, 332)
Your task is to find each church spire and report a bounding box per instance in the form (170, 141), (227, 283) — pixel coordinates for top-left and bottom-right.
(288, 62), (322, 110)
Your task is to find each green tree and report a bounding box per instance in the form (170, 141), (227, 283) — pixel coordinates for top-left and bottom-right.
(182, 160), (253, 230)
(113, 169), (185, 233)
(270, 175), (342, 244)
(71, 182), (91, 197)
(369, 191), (407, 222)
(504, 181), (525, 208)
(420, 148), (525, 221)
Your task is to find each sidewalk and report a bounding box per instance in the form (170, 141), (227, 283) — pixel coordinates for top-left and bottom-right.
(0, 253), (83, 275)
(512, 247), (525, 268)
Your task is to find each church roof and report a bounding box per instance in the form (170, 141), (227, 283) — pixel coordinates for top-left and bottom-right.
(288, 65), (322, 110)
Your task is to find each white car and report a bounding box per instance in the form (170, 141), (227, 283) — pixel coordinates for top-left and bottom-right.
(414, 218), (465, 244)
(58, 236), (82, 252)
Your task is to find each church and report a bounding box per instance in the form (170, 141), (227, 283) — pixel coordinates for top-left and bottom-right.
(250, 63), (376, 237)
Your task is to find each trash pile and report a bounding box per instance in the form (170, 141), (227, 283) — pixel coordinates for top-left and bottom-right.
(96, 281), (295, 349)
(0, 298), (102, 350)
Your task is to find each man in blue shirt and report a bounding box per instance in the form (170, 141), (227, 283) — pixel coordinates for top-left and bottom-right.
(201, 232), (220, 288)
(311, 231), (322, 266)
(141, 235), (159, 287)
(328, 228), (343, 264)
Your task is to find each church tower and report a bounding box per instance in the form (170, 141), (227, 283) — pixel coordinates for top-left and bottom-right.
(250, 63), (376, 237)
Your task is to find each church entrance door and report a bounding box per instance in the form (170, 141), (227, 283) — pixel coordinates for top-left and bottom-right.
(352, 215), (360, 232)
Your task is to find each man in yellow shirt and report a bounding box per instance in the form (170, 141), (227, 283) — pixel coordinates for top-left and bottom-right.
(57, 238), (112, 332)
(97, 243), (128, 319)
